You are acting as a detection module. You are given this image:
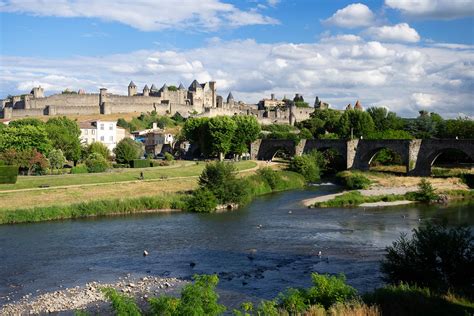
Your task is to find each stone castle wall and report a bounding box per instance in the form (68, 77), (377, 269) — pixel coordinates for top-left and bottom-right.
(25, 94), (99, 109)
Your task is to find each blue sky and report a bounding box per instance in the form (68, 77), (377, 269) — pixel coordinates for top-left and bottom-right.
(1, 0), (474, 117)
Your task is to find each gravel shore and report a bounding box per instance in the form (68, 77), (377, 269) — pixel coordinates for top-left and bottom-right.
(0, 275), (185, 315)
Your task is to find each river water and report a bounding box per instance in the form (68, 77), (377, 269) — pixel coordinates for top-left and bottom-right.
(1, 186), (473, 308)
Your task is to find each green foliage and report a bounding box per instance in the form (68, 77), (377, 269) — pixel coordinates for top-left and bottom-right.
(337, 109), (375, 139)
(46, 117), (81, 161)
(306, 273), (358, 309)
(231, 115), (261, 155)
(102, 288), (141, 316)
(0, 125), (52, 154)
(336, 171), (371, 189)
(85, 152), (109, 173)
(0, 165), (19, 184)
(406, 111), (443, 139)
(367, 107), (404, 132)
(185, 188), (218, 213)
(182, 117), (212, 157)
(8, 118), (45, 128)
(167, 85), (178, 92)
(410, 178), (439, 202)
(288, 151), (325, 182)
(314, 191), (405, 208)
(460, 174), (474, 188)
(256, 167), (282, 190)
(364, 283), (474, 316)
(366, 129), (413, 140)
(294, 101), (309, 108)
(381, 223), (474, 294)
(370, 148), (403, 166)
(87, 142), (111, 160)
(177, 274), (226, 316)
(131, 159), (150, 168)
(198, 162), (241, 204)
(262, 124), (300, 141)
(164, 152), (174, 161)
(437, 117), (474, 139)
(0, 148), (49, 175)
(114, 138), (143, 164)
(149, 296), (180, 316)
(48, 149), (66, 171)
(278, 288), (308, 313)
(71, 164), (88, 174)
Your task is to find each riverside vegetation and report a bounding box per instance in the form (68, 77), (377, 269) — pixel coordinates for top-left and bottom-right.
(74, 222), (473, 316)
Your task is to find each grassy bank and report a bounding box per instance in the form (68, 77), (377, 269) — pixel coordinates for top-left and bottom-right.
(313, 189), (474, 208)
(0, 160), (256, 191)
(0, 169), (305, 224)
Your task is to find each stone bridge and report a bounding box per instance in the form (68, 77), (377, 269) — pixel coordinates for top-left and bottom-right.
(250, 139), (474, 176)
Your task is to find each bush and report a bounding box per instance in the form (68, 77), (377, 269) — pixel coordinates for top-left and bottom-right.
(336, 171), (371, 189)
(0, 164), (19, 184)
(460, 174), (474, 188)
(71, 164), (88, 174)
(102, 288), (141, 316)
(410, 178), (439, 202)
(306, 273), (358, 309)
(87, 142), (111, 160)
(256, 167), (282, 190)
(164, 152), (174, 161)
(184, 188), (218, 213)
(112, 163), (130, 169)
(114, 138), (143, 164)
(85, 153), (109, 173)
(289, 152), (323, 183)
(381, 223), (473, 294)
(131, 159), (150, 168)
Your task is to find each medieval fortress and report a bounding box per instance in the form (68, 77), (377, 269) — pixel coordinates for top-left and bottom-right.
(1, 80), (322, 125)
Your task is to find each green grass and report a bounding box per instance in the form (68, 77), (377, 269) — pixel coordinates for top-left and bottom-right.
(0, 161), (256, 191)
(314, 191), (406, 208)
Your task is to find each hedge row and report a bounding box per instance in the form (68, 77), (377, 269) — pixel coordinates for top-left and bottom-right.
(0, 165), (19, 184)
(131, 159), (150, 168)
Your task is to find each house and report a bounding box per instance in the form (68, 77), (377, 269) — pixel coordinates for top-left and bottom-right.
(131, 123), (174, 156)
(79, 120), (127, 152)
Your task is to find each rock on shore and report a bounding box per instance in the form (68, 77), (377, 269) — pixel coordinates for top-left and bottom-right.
(0, 276), (184, 315)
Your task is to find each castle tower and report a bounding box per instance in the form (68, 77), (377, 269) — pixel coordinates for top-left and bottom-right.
(178, 83), (185, 90)
(31, 86), (44, 98)
(226, 92), (234, 104)
(346, 103), (353, 110)
(143, 85), (150, 97)
(150, 84), (158, 95)
(354, 100), (363, 111)
(289, 102), (296, 126)
(314, 96), (321, 108)
(128, 81), (137, 96)
(209, 81), (216, 108)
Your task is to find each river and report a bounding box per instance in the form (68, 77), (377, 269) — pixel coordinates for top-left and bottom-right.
(1, 185), (473, 309)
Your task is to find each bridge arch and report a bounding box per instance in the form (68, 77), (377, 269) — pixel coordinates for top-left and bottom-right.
(254, 139), (297, 161)
(352, 140), (411, 172)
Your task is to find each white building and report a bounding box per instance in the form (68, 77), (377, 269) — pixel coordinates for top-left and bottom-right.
(79, 120), (127, 152)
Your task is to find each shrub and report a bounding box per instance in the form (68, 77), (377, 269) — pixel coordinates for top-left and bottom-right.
(112, 163), (130, 169)
(149, 296), (179, 315)
(0, 164), (19, 184)
(185, 188), (218, 213)
(114, 138), (143, 164)
(289, 154), (321, 182)
(177, 274), (226, 316)
(278, 288), (308, 314)
(256, 167), (282, 190)
(409, 178), (439, 202)
(381, 223), (473, 294)
(131, 159), (150, 168)
(336, 171), (371, 189)
(47, 149), (66, 172)
(101, 288), (141, 316)
(164, 152), (174, 161)
(71, 164), (88, 174)
(87, 142), (111, 160)
(460, 174), (474, 188)
(85, 153), (109, 173)
(306, 273), (358, 309)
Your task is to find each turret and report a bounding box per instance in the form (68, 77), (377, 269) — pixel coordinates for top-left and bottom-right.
(150, 84), (158, 94)
(143, 84), (150, 97)
(31, 86), (44, 98)
(209, 81), (216, 107)
(314, 96), (321, 108)
(354, 100), (363, 110)
(128, 81), (137, 96)
(226, 92), (234, 104)
(178, 83), (185, 90)
(346, 103), (353, 110)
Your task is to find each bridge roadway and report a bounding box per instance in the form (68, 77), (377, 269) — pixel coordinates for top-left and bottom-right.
(250, 139), (474, 176)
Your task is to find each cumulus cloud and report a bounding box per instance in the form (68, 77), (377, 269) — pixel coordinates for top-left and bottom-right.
(0, 0), (278, 31)
(323, 3), (375, 28)
(366, 23), (420, 43)
(2, 38), (473, 118)
(385, 0), (474, 20)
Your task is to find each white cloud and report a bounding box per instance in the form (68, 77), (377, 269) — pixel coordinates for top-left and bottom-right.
(366, 23), (420, 43)
(0, 0), (279, 31)
(267, 0), (280, 7)
(385, 0), (474, 20)
(324, 3), (375, 28)
(2, 37), (474, 118)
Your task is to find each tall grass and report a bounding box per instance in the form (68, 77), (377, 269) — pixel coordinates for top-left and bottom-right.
(314, 191), (406, 208)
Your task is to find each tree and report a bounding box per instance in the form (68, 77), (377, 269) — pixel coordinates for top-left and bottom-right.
(87, 142), (111, 160)
(47, 149), (66, 173)
(182, 117), (211, 157)
(8, 118), (45, 128)
(367, 107), (404, 132)
(208, 116), (237, 160)
(438, 117), (474, 139)
(45, 117), (81, 162)
(298, 109), (342, 138)
(231, 115), (261, 157)
(289, 151), (325, 182)
(0, 125), (52, 154)
(407, 111), (442, 139)
(381, 223), (473, 294)
(337, 109), (375, 139)
(113, 138), (143, 164)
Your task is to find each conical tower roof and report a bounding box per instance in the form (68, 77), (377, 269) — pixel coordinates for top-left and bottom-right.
(227, 92), (234, 103)
(354, 100), (363, 110)
(143, 84), (150, 90)
(178, 83), (185, 90)
(150, 84), (157, 91)
(129, 81), (136, 87)
(189, 79), (200, 90)
(161, 83), (168, 91)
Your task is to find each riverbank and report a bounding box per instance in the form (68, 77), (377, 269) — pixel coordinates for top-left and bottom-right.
(0, 275), (184, 315)
(0, 167), (304, 224)
(304, 171), (473, 208)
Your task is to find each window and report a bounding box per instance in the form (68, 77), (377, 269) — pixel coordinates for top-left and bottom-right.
(84, 130), (88, 135)
(109, 136), (113, 142)
(109, 124), (113, 130)
(92, 129), (95, 135)
(100, 124), (104, 130)
(100, 136), (105, 141)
